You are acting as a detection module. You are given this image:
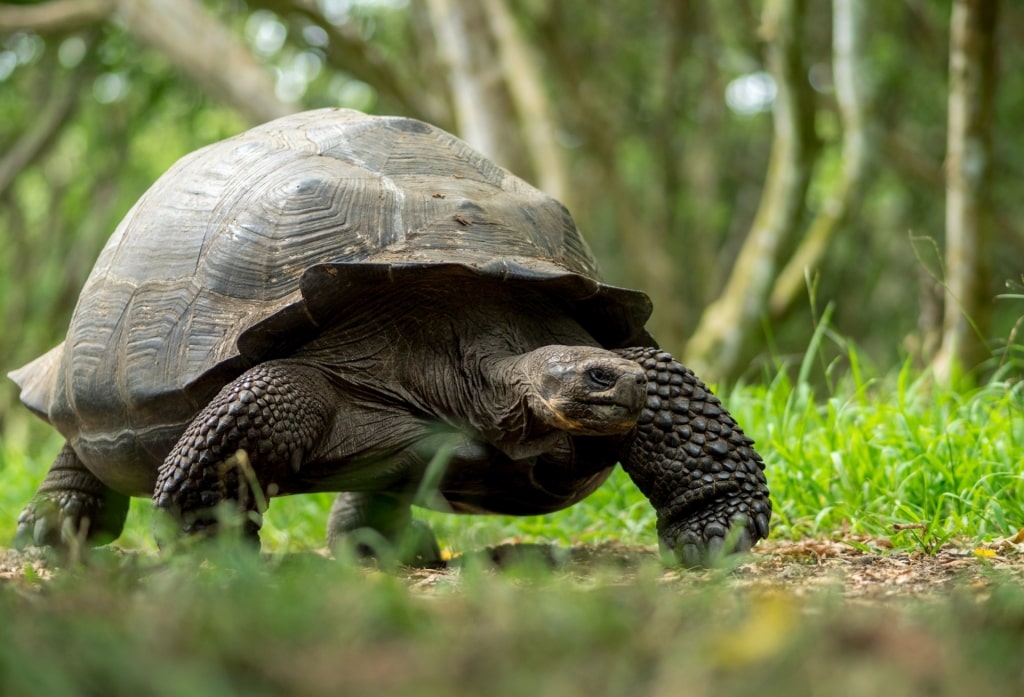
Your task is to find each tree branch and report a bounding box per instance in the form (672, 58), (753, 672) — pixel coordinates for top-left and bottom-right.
(247, 0), (444, 124)
(0, 61), (81, 198)
(0, 0), (114, 34)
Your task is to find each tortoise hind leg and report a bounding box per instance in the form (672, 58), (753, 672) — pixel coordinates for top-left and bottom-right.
(15, 442), (129, 549)
(327, 491), (441, 566)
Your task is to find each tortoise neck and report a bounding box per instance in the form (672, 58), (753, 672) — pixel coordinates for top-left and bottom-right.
(463, 351), (569, 460)
(294, 280), (599, 453)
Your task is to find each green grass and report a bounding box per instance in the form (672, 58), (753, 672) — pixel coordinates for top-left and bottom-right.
(1, 351), (1023, 696)
(750, 358), (1024, 549)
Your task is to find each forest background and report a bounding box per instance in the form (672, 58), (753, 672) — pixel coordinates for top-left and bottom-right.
(0, 0), (1020, 437)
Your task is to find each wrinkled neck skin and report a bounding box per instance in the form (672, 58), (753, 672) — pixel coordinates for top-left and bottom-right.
(469, 352), (568, 459)
(293, 281), (600, 459)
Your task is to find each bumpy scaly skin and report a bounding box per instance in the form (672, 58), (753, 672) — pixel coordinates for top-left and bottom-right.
(153, 361), (332, 536)
(15, 443), (129, 549)
(613, 347), (771, 566)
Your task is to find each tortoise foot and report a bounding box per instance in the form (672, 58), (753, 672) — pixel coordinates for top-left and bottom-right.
(613, 348), (771, 568)
(15, 489), (127, 550)
(331, 520), (443, 568)
(327, 492), (442, 567)
(14, 443), (129, 550)
(658, 501), (772, 567)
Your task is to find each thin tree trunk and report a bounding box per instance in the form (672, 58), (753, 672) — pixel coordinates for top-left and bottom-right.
(769, 0), (873, 316)
(683, 1), (727, 313)
(481, 0), (570, 209)
(685, 0), (818, 382)
(933, 0), (997, 383)
(421, 0), (520, 171)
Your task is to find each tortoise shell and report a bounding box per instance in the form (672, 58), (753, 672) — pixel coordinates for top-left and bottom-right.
(11, 108), (652, 494)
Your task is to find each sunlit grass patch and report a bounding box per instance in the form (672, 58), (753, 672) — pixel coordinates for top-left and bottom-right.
(749, 358), (1024, 547)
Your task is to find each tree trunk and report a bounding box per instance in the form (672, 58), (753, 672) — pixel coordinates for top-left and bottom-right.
(769, 0), (873, 317)
(932, 0), (997, 383)
(685, 0), (818, 382)
(481, 0), (570, 209)
(421, 0), (522, 173)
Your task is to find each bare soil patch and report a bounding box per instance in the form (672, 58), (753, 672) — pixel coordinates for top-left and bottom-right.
(405, 536), (1024, 599)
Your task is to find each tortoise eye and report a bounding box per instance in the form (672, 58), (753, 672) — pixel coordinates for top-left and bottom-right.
(585, 367), (616, 390)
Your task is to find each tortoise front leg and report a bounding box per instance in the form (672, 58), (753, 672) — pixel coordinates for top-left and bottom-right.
(15, 442), (129, 550)
(153, 361), (334, 542)
(613, 348), (771, 567)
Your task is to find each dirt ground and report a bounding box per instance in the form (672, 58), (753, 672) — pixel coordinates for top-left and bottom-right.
(731, 537), (1024, 601)
(400, 535), (1024, 601)
(3, 536), (1024, 600)
(709, 537), (1024, 602)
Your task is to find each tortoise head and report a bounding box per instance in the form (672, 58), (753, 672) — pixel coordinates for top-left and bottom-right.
(519, 345), (648, 436)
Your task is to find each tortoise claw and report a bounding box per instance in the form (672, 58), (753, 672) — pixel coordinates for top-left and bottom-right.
(15, 495), (68, 549)
(755, 512), (771, 541)
(733, 526), (754, 553)
(14, 488), (128, 551)
(673, 541), (703, 568)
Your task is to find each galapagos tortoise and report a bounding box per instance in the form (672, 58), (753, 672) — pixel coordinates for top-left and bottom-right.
(9, 108), (770, 565)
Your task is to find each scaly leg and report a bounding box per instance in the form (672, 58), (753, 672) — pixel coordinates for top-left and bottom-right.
(327, 491), (441, 566)
(153, 361), (334, 543)
(614, 347), (772, 567)
(15, 442), (129, 549)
